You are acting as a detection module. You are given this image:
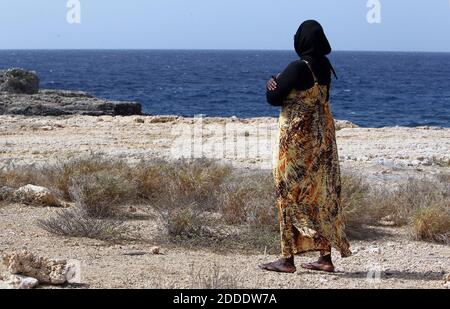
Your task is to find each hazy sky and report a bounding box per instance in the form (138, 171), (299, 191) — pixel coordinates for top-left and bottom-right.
(1, 0), (450, 51)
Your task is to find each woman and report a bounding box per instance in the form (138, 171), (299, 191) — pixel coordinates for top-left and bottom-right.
(260, 20), (351, 274)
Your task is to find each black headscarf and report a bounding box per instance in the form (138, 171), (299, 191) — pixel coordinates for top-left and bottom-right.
(294, 20), (337, 79)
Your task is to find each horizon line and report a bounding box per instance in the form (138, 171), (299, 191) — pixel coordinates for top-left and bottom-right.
(0, 48), (450, 54)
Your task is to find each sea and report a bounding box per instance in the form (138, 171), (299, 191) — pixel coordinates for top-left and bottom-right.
(0, 50), (449, 128)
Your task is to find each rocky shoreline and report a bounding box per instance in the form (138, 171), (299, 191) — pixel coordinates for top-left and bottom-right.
(0, 89), (142, 116)
(0, 68), (141, 116)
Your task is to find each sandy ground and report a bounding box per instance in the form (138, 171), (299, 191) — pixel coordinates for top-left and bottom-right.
(0, 115), (449, 289)
(0, 203), (448, 289)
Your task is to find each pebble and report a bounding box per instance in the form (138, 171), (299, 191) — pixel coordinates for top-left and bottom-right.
(368, 247), (381, 254)
(151, 246), (161, 255)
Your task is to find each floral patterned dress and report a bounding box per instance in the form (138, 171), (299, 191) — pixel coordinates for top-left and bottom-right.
(273, 61), (351, 258)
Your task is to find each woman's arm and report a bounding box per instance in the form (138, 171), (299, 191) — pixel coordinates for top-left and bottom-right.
(266, 61), (300, 106)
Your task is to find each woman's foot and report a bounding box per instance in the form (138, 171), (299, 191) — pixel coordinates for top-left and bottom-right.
(259, 257), (296, 273)
(301, 254), (335, 273)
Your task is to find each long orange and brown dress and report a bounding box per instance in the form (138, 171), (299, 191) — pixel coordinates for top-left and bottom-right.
(273, 63), (351, 258)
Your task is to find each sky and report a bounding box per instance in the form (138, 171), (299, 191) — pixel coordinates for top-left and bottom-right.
(1, 0), (450, 52)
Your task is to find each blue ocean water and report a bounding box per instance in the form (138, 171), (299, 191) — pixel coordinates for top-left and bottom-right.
(0, 50), (449, 128)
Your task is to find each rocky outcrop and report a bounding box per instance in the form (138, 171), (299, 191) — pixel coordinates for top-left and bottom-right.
(0, 68), (39, 94)
(2, 251), (69, 285)
(11, 185), (66, 207)
(0, 68), (141, 116)
(0, 89), (142, 116)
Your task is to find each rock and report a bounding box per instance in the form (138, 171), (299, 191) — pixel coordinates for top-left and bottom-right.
(150, 246), (160, 255)
(335, 120), (359, 130)
(12, 185), (64, 207)
(0, 186), (14, 201)
(408, 160), (421, 166)
(0, 68), (39, 94)
(148, 116), (180, 123)
(368, 247), (381, 254)
(0, 88), (142, 116)
(5, 274), (39, 289)
(2, 250), (68, 285)
(444, 273), (450, 289)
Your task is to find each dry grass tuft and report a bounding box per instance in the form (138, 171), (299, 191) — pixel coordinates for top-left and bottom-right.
(410, 205), (450, 244)
(37, 207), (126, 240)
(69, 172), (136, 218)
(189, 263), (239, 289)
(166, 206), (210, 239)
(220, 173), (276, 226)
(368, 178), (449, 227)
(340, 173), (374, 239)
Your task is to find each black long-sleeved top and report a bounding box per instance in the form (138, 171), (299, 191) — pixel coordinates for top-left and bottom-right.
(266, 59), (332, 106)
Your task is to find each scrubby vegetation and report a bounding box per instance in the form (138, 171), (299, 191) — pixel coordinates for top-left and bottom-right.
(0, 156), (448, 250)
(37, 207), (126, 240)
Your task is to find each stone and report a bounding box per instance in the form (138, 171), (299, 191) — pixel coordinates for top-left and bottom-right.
(0, 88), (142, 116)
(0, 68), (39, 94)
(5, 274), (39, 289)
(368, 247), (381, 254)
(335, 120), (359, 130)
(12, 184), (64, 207)
(2, 250), (68, 285)
(150, 246), (160, 255)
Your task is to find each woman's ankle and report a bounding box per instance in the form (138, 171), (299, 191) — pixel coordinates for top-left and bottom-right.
(283, 256), (295, 264)
(318, 254), (332, 264)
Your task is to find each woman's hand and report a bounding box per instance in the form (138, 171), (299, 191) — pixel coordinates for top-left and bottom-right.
(266, 74), (280, 91)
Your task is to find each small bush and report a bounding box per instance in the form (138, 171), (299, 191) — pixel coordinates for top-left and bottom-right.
(411, 205), (450, 244)
(340, 173), (374, 238)
(131, 160), (172, 201)
(220, 173), (277, 226)
(171, 159), (232, 211)
(37, 207), (126, 240)
(167, 206), (207, 239)
(0, 167), (43, 189)
(151, 159), (233, 243)
(41, 157), (126, 200)
(368, 178), (448, 226)
(69, 172), (136, 218)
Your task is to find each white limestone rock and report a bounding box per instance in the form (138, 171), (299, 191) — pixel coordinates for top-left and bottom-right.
(5, 274), (39, 289)
(12, 184), (64, 207)
(2, 250), (68, 285)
